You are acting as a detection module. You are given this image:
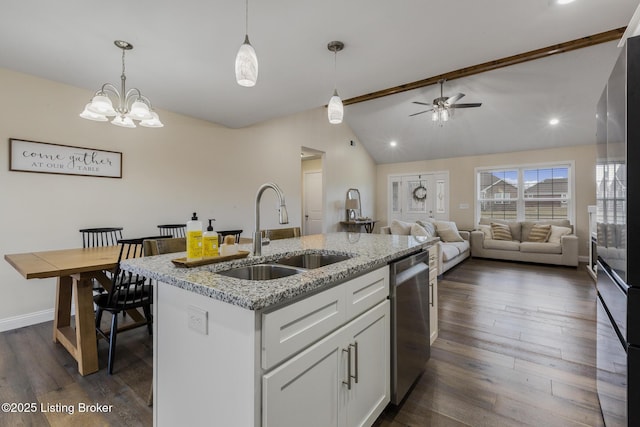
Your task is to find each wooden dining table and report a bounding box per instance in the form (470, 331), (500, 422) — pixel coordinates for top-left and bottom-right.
(4, 245), (145, 376)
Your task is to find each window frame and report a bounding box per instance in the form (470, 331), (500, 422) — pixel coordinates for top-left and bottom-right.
(474, 161), (575, 225)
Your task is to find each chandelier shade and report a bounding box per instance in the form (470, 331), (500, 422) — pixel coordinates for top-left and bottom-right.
(235, 35), (258, 87)
(80, 40), (163, 128)
(328, 89), (344, 124)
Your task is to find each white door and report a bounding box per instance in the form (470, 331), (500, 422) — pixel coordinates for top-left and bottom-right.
(304, 171), (323, 235)
(388, 172), (449, 223)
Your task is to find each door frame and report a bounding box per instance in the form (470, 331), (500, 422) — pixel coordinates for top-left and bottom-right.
(387, 170), (450, 224)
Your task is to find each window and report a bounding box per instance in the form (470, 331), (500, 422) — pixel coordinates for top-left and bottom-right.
(477, 164), (573, 222)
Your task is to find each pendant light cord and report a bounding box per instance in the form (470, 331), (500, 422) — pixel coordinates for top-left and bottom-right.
(245, 0), (249, 35)
(333, 50), (337, 91)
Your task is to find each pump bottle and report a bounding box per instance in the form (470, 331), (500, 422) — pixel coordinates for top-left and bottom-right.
(203, 219), (219, 257)
(186, 212), (203, 261)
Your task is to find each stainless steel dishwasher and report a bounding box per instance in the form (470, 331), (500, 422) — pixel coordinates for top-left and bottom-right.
(389, 249), (431, 405)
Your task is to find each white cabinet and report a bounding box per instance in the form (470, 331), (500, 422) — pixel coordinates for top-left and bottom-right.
(262, 300), (390, 427)
(154, 265), (390, 427)
(428, 245), (438, 344)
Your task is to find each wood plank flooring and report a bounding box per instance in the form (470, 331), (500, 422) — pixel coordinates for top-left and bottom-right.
(375, 258), (604, 427)
(0, 258), (602, 426)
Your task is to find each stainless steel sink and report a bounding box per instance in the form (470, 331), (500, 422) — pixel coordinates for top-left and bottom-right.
(274, 253), (353, 269)
(217, 264), (304, 281)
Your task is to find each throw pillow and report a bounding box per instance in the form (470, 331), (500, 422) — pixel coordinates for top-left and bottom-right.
(434, 220), (464, 242)
(410, 223), (432, 237)
(390, 219), (412, 235)
(416, 220), (436, 236)
(548, 225), (572, 243)
(491, 222), (512, 241)
(477, 224), (493, 240)
(527, 224), (552, 242)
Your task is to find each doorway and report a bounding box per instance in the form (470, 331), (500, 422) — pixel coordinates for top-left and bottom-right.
(301, 147), (325, 235)
(388, 172), (449, 223)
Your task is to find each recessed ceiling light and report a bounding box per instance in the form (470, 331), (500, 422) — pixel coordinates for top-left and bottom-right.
(555, 0), (576, 4)
(549, 118), (560, 125)
(390, 141), (397, 147)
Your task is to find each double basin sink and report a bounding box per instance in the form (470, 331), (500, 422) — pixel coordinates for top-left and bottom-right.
(217, 252), (353, 281)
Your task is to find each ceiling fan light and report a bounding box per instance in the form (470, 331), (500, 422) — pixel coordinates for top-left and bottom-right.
(441, 109), (450, 122)
(80, 103), (108, 121)
(431, 111), (439, 122)
(235, 35), (258, 87)
(127, 100), (153, 120)
(111, 115), (136, 128)
(87, 95), (117, 116)
(328, 90), (343, 124)
(139, 111), (164, 128)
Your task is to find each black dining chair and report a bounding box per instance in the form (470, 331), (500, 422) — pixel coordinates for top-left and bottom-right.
(157, 224), (186, 238)
(95, 237), (155, 375)
(79, 227), (124, 248)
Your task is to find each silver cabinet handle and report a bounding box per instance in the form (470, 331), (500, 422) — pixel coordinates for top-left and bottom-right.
(342, 347), (352, 390)
(430, 280), (435, 307)
(351, 342), (359, 384)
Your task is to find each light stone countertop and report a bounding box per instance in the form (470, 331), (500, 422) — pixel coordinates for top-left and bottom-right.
(120, 232), (437, 311)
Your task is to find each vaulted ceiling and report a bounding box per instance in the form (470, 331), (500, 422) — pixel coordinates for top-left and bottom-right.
(1, 0), (637, 163)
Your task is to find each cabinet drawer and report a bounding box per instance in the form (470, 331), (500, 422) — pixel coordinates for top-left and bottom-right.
(344, 266), (389, 320)
(428, 245), (438, 270)
(262, 285), (345, 370)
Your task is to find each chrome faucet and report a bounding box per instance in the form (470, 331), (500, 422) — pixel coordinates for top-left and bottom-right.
(253, 182), (289, 256)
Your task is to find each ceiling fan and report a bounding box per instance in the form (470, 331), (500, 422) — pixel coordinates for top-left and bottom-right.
(410, 79), (482, 123)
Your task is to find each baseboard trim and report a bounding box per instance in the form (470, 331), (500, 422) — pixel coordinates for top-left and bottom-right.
(0, 306), (75, 333)
(578, 255), (589, 264)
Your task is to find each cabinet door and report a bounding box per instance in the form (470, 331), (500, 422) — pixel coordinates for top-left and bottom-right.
(428, 245), (438, 344)
(344, 300), (390, 427)
(263, 328), (344, 427)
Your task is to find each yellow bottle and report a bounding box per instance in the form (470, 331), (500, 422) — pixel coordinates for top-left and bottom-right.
(186, 212), (203, 261)
(203, 219), (219, 258)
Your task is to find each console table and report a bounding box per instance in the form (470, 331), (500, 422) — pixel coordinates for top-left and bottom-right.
(340, 220), (378, 233)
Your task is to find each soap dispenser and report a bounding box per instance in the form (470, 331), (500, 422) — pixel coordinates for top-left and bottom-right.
(203, 219), (219, 257)
(186, 212), (203, 261)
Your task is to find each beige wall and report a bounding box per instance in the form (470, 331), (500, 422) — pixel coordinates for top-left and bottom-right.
(0, 68), (375, 327)
(375, 144), (596, 258)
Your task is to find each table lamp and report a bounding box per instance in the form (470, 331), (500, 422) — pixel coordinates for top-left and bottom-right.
(346, 198), (359, 221)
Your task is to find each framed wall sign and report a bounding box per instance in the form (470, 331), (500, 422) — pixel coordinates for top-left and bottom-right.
(9, 138), (122, 178)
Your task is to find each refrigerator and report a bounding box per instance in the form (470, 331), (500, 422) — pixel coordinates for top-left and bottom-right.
(595, 34), (640, 427)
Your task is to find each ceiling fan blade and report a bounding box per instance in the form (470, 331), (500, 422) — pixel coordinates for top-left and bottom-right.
(445, 93), (465, 105)
(409, 109), (433, 117)
(450, 102), (482, 108)
(412, 101), (433, 106)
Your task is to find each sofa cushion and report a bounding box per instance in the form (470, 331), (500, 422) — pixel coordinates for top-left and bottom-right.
(521, 219), (572, 241)
(484, 239), (521, 251)
(527, 224), (551, 242)
(416, 220), (436, 236)
(390, 219), (412, 235)
(441, 243), (462, 262)
(548, 225), (572, 244)
(447, 241), (470, 254)
(434, 220), (464, 242)
(477, 224), (493, 240)
(520, 242), (562, 254)
(481, 218), (521, 241)
(410, 223), (432, 237)
(491, 223), (513, 241)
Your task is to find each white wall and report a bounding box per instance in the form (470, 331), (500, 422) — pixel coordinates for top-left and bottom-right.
(0, 68), (376, 328)
(375, 144), (597, 258)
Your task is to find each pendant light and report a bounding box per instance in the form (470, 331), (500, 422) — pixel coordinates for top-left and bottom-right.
(327, 41), (344, 124)
(235, 0), (258, 87)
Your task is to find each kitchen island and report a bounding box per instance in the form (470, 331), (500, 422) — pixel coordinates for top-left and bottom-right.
(120, 232), (436, 427)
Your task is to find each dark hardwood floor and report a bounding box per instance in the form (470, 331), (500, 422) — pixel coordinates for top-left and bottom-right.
(375, 258), (604, 427)
(1, 258), (603, 426)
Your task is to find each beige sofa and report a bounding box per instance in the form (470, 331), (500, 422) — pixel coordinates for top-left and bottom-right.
(380, 219), (470, 274)
(470, 218), (578, 267)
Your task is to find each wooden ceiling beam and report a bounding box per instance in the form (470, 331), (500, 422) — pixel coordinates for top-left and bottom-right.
(343, 27), (626, 106)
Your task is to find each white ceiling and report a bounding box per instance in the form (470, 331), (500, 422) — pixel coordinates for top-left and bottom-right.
(1, 0), (637, 163)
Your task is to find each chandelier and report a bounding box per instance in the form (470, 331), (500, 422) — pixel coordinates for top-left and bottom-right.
(80, 40), (163, 128)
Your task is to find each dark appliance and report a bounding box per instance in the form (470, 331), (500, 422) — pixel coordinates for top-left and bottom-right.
(389, 249), (430, 405)
(595, 34), (640, 427)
